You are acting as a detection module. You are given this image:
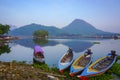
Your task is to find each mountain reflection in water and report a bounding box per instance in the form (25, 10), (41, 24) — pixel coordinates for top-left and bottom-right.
(13, 38), (93, 53)
(62, 41), (93, 52)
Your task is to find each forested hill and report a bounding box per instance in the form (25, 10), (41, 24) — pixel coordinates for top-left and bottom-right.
(9, 23), (68, 36)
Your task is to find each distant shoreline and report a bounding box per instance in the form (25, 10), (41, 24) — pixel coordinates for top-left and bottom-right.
(2, 35), (119, 40)
(0, 36), (19, 40)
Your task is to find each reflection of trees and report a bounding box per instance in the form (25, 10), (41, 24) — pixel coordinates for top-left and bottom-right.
(0, 42), (11, 55)
(14, 38), (59, 49)
(33, 38), (48, 45)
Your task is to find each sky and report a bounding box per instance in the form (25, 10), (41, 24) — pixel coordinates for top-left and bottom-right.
(0, 0), (120, 33)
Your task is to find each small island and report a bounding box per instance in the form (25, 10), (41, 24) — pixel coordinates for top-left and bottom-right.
(33, 30), (48, 39)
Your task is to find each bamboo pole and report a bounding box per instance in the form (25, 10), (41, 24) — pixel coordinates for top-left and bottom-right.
(38, 71), (66, 78)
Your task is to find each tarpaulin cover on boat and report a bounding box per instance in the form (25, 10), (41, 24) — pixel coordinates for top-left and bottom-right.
(34, 45), (44, 54)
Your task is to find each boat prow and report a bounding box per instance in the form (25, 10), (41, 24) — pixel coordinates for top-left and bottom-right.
(58, 49), (74, 73)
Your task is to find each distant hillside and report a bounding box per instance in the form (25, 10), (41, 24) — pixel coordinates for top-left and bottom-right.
(9, 25), (17, 30)
(10, 19), (118, 37)
(62, 19), (113, 36)
(9, 23), (68, 36)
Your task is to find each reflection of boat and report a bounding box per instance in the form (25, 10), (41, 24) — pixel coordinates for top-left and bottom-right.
(78, 54), (117, 78)
(70, 54), (92, 76)
(33, 45), (45, 63)
(58, 49), (74, 73)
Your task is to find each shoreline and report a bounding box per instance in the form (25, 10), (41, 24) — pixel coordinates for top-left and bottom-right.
(0, 58), (120, 80)
(0, 61), (65, 80)
(0, 36), (19, 40)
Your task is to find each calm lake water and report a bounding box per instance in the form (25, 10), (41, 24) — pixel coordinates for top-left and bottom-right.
(0, 38), (120, 68)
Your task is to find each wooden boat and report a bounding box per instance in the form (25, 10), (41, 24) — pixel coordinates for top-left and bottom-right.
(58, 49), (74, 73)
(33, 45), (45, 63)
(77, 54), (117, 78)
(70, 54), (92, 76)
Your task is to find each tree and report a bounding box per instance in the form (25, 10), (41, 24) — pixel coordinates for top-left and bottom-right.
(0, 24), (10, 35)
(33, 30), (48, 38)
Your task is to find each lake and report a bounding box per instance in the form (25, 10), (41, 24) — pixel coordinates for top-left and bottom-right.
(0, 38), (120, 68)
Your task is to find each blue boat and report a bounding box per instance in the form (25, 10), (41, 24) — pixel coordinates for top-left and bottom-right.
(58, 48), (74, 73)
(77, 54), (117, 78)
(70, 54), (92, 76)
(33, 45), (45, 63)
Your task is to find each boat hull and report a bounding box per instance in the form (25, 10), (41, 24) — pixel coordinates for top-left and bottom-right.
(78, 55), (117, 77)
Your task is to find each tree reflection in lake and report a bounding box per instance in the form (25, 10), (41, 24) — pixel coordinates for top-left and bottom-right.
(0, 41), (11, 55)
(33, 38), (48, 45)
(33, 38), (60, 46)
(14, 38), (59, 49)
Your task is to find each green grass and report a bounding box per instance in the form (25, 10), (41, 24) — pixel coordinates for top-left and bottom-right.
(93, 42), (100, 44)
(110, 63), (120, 76)
(12, 60), (26, 64)
(89, 74), (114, 80)
(117, 55), (120, 60)
(32, 63), (79, 80)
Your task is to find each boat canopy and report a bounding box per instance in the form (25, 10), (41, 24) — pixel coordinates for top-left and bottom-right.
(34, 45), (44, 54)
